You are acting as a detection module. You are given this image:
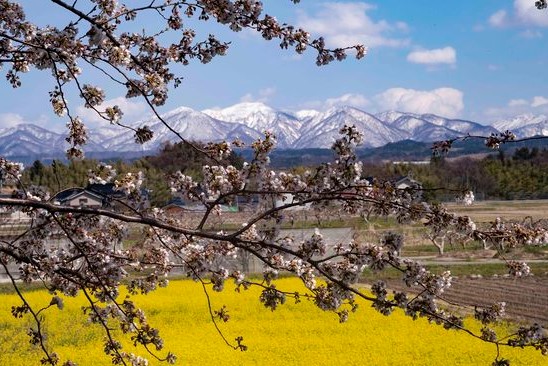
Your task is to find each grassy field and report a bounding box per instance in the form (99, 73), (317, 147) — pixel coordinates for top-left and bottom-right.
(0, 279), (546, 366)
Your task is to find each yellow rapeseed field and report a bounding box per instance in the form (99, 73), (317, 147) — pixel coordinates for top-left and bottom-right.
(0, 278), (545, 365)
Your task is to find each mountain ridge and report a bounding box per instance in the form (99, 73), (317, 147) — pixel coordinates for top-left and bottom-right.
(0, 103), (546, 158)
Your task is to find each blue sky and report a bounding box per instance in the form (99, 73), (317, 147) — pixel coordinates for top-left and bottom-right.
(1, 0), (547, 131)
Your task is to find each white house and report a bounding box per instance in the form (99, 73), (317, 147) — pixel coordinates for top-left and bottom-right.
(53, 188), (103, 208)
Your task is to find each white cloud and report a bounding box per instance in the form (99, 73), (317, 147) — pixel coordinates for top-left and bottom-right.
(489, 10), (508, 27)
(508, 99), (529, 107)
(324, 93), (371, 109)
(406, 47), (456, 66)
(519, 29), (543, 38)
(76, 97), (147, 128)
(296, 2), (409, 48)
(239, 87), (276, 103)
(374, 87), (464, 118)
(0, 113), (25, 129)
(484, 95), (548, 119)
(489, 1), (548, 28)
(532, 96), (548, 107)
(395, 21), (410, 32)
(514, 0), (548, 27)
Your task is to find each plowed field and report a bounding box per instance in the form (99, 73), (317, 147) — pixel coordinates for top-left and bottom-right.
(384, 276), (548, 326)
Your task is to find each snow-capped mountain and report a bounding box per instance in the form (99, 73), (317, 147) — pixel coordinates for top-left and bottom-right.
(375, 111), (410, 124)
(294, 109), (320, 120)
(387, 114), (498, 141)
(294, 106), (406, 148)
(0, 124), (67, 156)
(512, 119), (548, 138)
(202, 102), (302, 148)
(101, 106), (262, 151)
(490, 114), (548, 139)
(0, 103), (546, 158)
(491, 114), (548, 133)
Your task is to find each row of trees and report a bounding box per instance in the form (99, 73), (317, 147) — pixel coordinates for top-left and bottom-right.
(22, 141), (244, 206)
(22, 146), (548, 209)
(357, 148), (548, 202)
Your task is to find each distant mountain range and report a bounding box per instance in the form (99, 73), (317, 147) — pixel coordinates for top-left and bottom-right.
(0, 102), (547, 160)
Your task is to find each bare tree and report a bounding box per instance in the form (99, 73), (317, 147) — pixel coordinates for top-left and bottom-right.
(1, 1), (547, 366)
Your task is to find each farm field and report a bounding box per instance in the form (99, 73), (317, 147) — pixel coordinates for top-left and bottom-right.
(0, 279), (546, 366)
(371, 200), (548, 327)
(381, 275), (548, 326)
(371, 200), (547, 256)
(445, 199), (548, 223)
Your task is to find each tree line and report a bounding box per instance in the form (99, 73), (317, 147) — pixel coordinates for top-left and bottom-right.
(21, 146), (548, 206)
(21, 141), (243, 206)
(356, 147), (548, 202)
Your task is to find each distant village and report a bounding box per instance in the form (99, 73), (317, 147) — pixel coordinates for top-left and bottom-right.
(1, 175), (422, 216)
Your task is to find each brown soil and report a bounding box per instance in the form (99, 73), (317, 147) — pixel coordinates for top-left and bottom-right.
(383, 276), (548, 326)
(445, 277), (548, 325)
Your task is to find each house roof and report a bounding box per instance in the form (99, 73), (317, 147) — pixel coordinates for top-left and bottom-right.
(62, 190), (103, 203)
(165, 197), (186, 207)
(86, 183), (126, 199)
(53, 183), (129, 202)
(395, 175), (421, 186)
(51, 187), (84, 202)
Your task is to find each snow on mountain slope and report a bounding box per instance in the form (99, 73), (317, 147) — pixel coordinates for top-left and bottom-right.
(294, 109), (320, 120)
(202, 102), (302, 148)
(375, 111), (418, 125)
(0, 124), (67, 156)
(0, 124), (59, 140)
(512, 119), (548, 138)
(389, 116), (428, 135)
(103, 106), (261, 151)
(397, 114), (498, 139)
(419, 114), (496, 136)
(86, 124), (133, 151)
(294, 106), (407, 148)
(202, 102), (275, 129)
(409, 124), (462, 142)
(372, 112), (496, 144)
(1, 104), (546, 158)
(492, 114), (548, 132)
